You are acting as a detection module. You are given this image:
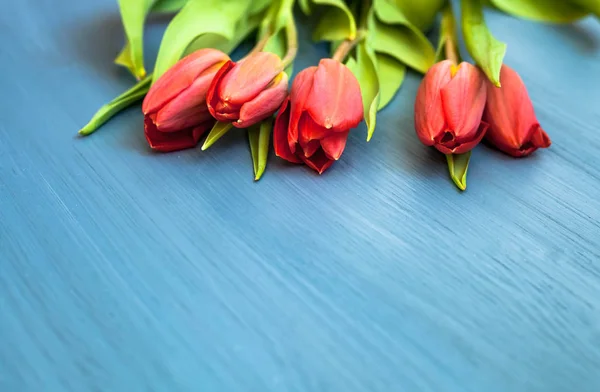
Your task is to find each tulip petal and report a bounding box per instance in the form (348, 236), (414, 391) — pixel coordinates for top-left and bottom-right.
(414, 60), (453, 146)
(219, 52), (284, 105)
(207, 60), (236, 121)
(491, 123), (551, 157)
(192, 122), (212, 142)
(449, 122), (488, 155)
(530, 125), (551, 149)
(320, 131), (350, 160)
(483, 64), (550, 157)
(513, 124), (549, 157)
(273, 98), (301, 163)
(500, 66), (537, 146)
(288, 67), (318, 152)
(305, 59), (364, 132)
(433, 130), (460, 152)
(235, 72), (289, 128)
(143, 49), (229, 115)
(155, 103), (211, 132)
(301, 140), (321, 158)
(300, 148), (335, 174)
(441, 62), (487, 142)
(298, 112), (330, 144)
(144, 116), (211, 152)
(155, 64), (217, 131)
(214, 100), (239, 115)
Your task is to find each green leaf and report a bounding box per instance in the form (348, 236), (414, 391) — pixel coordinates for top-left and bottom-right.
(346, 42), (380, 141)
(261, 0), (294, 33)
(260, 0), (296, 75)
(153, 0), (251, 81)
(114, 41), (137, 78)
(259, 0), (295, 66)
(183, 10), (265, 56)
(263, 29), (287, 57)
(152, 0), (188, 13)
(201, 122), (234, 150)
(182, 34), (230, 56)
(375, 54), (406, 110)
(249, 0), (272, 15)
(461, 0), (506, 87)
(312, 0), (357, 41)
(79, 76), (152, 136)
(115, 0), (155, 79)
(263, 28), (294, 76)
(298, 0), (312, 14)
(490, 0), (589, 23)
(571, 0), (600, 17)
(248, 120), (272, 181)
(115, 0), (188, 79)
(391, 0), (445, 31)
(446, 152), (471, 191)
(371, 0), (436, 73)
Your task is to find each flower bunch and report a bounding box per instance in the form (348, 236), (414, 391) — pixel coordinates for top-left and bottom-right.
(79, 0), (596, 188)
(413, 2), (556, 190)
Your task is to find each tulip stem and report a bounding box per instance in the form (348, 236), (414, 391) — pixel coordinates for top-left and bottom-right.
(440, 3), (460, 64)
(332, 30), (367, 63)
(281, 16), (298, 68)
(252, 34), (272, 54)
(445, 38), (459, 65)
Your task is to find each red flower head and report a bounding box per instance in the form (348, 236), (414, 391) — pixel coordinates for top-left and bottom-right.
(483, 64), (551, 157)
(207, 51), (289, 128)
(142, 49), (229, 152)
(414, 60), (488, 154)
(273, 59), (363, 174)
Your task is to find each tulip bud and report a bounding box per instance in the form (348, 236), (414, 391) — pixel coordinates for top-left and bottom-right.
(274, 59), (363, 174)
(414, 60), (488, 155)
(483, 64), (551, 157)
(142, 48), (230, 152)
(207, 52), (289, 129)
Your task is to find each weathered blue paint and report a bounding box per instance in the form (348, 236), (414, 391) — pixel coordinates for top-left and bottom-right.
(1, 1), (599, 391)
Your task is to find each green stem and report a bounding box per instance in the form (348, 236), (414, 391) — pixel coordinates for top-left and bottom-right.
(79, 75), (152, 136)
(281, 16), (298, 68)
(251, 33), (272, 53)
(332, 29), (367, 62)
(441, 3), (460, 64)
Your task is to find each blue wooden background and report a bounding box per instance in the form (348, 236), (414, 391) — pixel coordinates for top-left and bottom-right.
(1, 0), (599, 391)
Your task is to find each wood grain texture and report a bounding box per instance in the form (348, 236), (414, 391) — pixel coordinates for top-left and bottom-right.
(1, 1), (599, 391)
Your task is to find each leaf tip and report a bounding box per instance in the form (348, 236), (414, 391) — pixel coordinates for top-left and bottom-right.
(254, 165), (267, 181)
(452, 177), (467, 191)
(133, 67), (147, 81)
(446, 152), (471, 192)
(78, 126), (93, 136)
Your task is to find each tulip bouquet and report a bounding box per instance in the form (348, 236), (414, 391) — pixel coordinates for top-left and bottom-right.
(79, 0), (597, 189)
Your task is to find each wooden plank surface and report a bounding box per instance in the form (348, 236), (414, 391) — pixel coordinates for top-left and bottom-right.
(1, 1), (599, 391)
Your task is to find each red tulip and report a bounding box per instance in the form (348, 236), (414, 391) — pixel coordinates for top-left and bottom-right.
(414, 60), (488, 154)
(273, 59), (363, 174)
(207, 52), (289, 128)
(142, 49), (230, 152)
(483, 64), (551, 157)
